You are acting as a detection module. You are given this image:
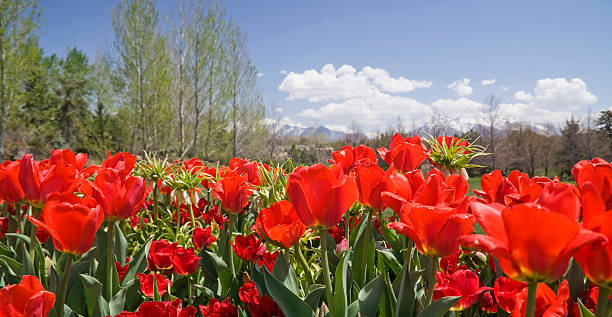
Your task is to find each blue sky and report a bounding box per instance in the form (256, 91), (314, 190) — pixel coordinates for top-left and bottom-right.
(40, 1), (611, 133)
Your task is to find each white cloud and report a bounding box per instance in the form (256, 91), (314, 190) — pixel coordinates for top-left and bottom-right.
(501, 85), (511, 91)
(278, 64), (432, 102)
(481, 79), (496, 86)
(447, 78), (473, 96)
(324, 124), (352, 133)
(256, 72), (265, 78)
(277, 67), (599, 133)
(280, 70), (288, 75)
(511, 78), (596, 111)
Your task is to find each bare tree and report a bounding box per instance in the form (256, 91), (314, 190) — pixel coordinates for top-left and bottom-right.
(427, 109), (449, 138)
(481, 94), (503, 169)
(267, 103), (282, 160)
(541, 122), (557, 177)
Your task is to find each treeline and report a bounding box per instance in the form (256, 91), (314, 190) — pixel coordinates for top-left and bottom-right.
(0, 0), (266, 162)
(286, 109), (612, 179)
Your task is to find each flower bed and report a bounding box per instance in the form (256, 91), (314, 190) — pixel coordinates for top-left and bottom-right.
(0, 134), (610, 317)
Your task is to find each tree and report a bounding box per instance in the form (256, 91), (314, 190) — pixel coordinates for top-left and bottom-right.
(596, 109), (612, 139)
(0, 0), (40, 158)
(481, 94), (502, 170)
(111, 0), (172, 153)
(556, 117), (582, 178)
(540, 123), (558, 177)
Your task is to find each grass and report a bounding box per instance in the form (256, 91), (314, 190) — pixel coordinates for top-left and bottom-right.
(467, 176), (481, 196)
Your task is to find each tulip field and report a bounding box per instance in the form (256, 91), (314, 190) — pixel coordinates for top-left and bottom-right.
(0, 133), (611, 317)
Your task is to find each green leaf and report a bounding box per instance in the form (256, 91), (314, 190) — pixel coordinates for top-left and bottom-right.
(79, 274), (110, 317)
(347, 300), (360, 317)
(5, 233), (31, 244)
(0, 254), (22, 275)
(19, 243), (35, 276)
(263, 267), (314, 317)
(394, 264), (416, 317)
(358, 274), (383, 317)
(416, 296), (461, 317)
(109, 280), (132, 316)
(272, 253), (299, 295)
(121, 237), (152, 287)
(578, 299), (595, 317)
(114, 222), (128, 265)
(333, 251), (351, 317)
(377, 249), (402, 277)
(304, 284), (325, 311)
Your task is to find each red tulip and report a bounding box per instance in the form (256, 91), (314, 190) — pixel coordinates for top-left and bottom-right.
(474, 170), (557, 206)
(510, 280), (569, 317)
(229, 157), (262, 186)
(28, 192), (103, 255)
(0, 275), (55, 317)
(239, 282), (284, 317)
(199, 298), (237, 317)
(116, 257), (130, 284)
(481, 291), (497, 313)
(389, 205), (474, 258)
(148, 240), (177, 272)
(256, 251), (279, 273)
(574, 211), (612, 285)
(572, 158), (612, 225)
(377, 133), (426, 173)
(433, 269), (492, 311)
(460, 202), (606, 283)
(137, 273), (172, 298)
(255, 200), (306, 248)
(286, 164), (358, 229)
(94, 167), (148, 221)
(19, 154), (79, 207)
(101, 151), (136, 178)
(192, 226), (217, 250)
(352, 162), (394, 210)
(0, 217), (7, 238)
(329, 145), (377, 174)
(212, 172), (251, 214)
(494, 277), (528, 313)
(0, 160), (24, 203)
(49, 149), (98, 177)
(136, 299), (197, 317)
(172, 246), (201, 275)
(232, 234), (266, 261)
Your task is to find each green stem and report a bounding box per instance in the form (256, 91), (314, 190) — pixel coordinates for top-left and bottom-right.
(360, 210), (372, 286)
(28, 206), (40, 259)
(596, 286), (610, 317)
(55, 255), (73, 317)
(344, 212), (350, 242)
(153, 183), (159, 220)
(295, 244), (314, 287)
(394, 253), (411, 316)
(187, 276), (193, 305)
(525, 282), (537, 317)
(153, 271), (160, 301)
(188, 195), (196, 228)
(175, 197), (181, 235)
(424, 256), (438, 307)
(106, 221), (115, 301)
(320, 229), (335, 314)
(227, 213), (236, 276)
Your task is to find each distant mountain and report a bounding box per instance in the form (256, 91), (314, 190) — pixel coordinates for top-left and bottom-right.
(273, 124), (349, 142)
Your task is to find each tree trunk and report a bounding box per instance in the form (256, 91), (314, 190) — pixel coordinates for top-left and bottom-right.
(0, 37), (5, 160)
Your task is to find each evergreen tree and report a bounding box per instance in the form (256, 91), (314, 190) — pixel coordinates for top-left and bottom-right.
(556, 117), (582, 178)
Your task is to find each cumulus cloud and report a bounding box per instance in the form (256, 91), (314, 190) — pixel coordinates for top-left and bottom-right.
(511, 78), (596, 111)
(276, 67), (599, 133)
(447, 78), (473, 96)
(481, 79), (496, 86)
(257, 72), (265, 78)
(278, 64), (432, 102)
(280, 70), (287, 75)
(500, 85), (511, 91)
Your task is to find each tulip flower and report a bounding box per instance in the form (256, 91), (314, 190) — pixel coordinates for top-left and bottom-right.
(239, 282), (284, 317)
(0, 275), (55, 317)
(101, 151), (137, 178)
(135, 299), (197, 317)
(116, 258), (130, 284)
(0, 160), (24, 203)
(389, 205), (475, 258)
(172, 246), (201, 275)
(510, 280), (570, 317)
(572, 158), (612, 225)
(286, 164), (358, 229)
(94, 167), (149, 221)
(255, 200), (305, 248)
(229, 157), (262, 186)
(28, 192), (103, 255)
(232, 234), (266, 261)
(433, 269), (492, 311)
(148, 240), (177, 272)
(199, 298), (237, 317)
(0, 217), (7, 238)
(352, 162), (394, 210)
(377, 133), (426, 173)
(494, 277), (528, 313)
(256, 251), (278, 273)
(19, 154), (79, 208)
(461, 202), (605, 283)
(212, 171), (251, 214)
(192, 226), (216, 250)
(138, 273), (172, 298)
(328, 145), (377, 174)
